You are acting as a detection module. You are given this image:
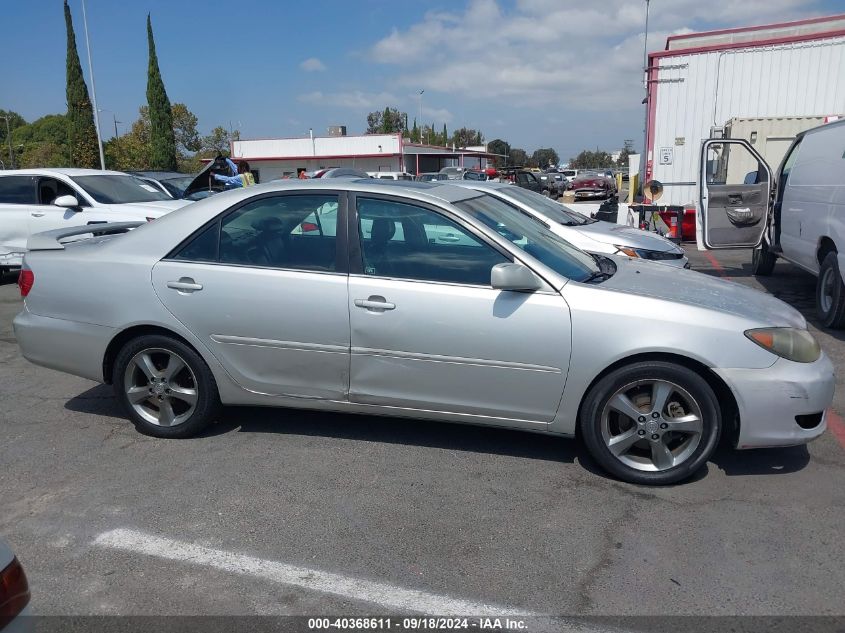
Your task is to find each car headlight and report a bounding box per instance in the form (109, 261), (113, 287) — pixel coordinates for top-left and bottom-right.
(744, 327), (821, 363)
(614, 245), (682, 261)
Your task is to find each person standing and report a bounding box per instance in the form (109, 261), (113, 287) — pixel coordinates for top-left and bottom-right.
(212, 157), (255, 189)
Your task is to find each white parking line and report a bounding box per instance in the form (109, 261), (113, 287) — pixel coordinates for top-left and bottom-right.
(93, 528), (535, 616)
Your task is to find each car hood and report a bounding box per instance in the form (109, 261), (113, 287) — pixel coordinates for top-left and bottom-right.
(116, 200), (190, 216)
(598, 256), (806, 327)
(574, 221), (681, 253)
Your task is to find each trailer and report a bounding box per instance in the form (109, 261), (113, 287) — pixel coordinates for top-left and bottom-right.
(644, 14), (845, 208)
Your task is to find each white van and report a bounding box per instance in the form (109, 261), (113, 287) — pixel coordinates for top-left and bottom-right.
(367, 171), (414, 180)
(698, 118), (845, 327)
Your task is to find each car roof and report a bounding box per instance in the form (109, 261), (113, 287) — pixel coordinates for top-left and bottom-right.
(0, 168), (130, 177)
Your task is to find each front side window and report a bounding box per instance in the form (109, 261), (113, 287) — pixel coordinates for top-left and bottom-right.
(454, 193), (600, 282)
(172, 194), (339, 272)
(37, 177), (79, 206)
(356, 197), (508, 286)
(0, 176), (36, 204)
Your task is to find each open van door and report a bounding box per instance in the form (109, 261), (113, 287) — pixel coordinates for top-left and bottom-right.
(697, 139), (773, 250)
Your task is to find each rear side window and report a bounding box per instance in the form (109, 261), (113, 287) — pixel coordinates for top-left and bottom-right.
(170, 194), (339, 272)
(0, 176), (36, 204)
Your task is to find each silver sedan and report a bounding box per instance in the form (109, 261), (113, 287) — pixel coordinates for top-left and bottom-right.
(13, 179), (834, 485)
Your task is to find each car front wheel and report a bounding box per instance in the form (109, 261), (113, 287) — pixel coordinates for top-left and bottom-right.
(113, 334), (221, 438)
(580, 361), (721, 485)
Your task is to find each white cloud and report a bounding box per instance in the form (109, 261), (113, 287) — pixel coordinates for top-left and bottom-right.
(298, 90), (400, 109)
(299, 57), (326, 72)
(368, 0), (822, 110)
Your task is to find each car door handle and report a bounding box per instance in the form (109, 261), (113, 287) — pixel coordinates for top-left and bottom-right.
(728, 194), (742, 205)
(354, 297), (395, 311)
(31, 212), (45, 217)
(439, 234), (461, 243)
(166, 278), (203, 293)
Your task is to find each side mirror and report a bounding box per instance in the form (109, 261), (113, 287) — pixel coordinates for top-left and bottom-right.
(54, 195), (80, 209)
(491, 262), (542, 292)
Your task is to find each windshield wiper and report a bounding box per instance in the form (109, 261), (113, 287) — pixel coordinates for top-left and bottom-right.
(582, 270), (613, 283)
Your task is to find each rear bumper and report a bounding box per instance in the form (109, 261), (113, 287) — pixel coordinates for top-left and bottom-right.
(714, 354), (835, 448)
(13, 308), (113, 383)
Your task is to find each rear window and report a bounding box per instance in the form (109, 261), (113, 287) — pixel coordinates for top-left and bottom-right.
(0, 175), (36, 204)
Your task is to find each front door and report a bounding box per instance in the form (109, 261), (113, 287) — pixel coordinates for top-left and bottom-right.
(348, 195), (571, 424)
(152, 192), (350, 400)
(698, 139), (773, 249)
(29, 176), (92, 235)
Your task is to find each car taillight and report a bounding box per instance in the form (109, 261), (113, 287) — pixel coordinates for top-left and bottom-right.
(300, 222), (319, 232)
(146, 217), (155, 222)
(18, 269), (34, 298)
(0, 557), (30, 627)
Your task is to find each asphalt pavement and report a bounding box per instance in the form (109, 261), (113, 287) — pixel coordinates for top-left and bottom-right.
(0, 246), (843, 620)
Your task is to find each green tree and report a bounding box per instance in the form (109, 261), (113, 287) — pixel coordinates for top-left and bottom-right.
(0, 110), (26, 168)
(569, 149), (614, 169)
(12, 114), (71, 168)
(64, 0), (99, 168)
(410, 118), (419, 143)
(441, 123), (448, 146)
(146, 14), (177, 170)
(451, 127), (484, 148)
(531, 148), (559, 169)
(486, 139), (509, 167)
(367, 107), (406, 134)
(508, 148), (529, 167)
(616, 139), (636, 167)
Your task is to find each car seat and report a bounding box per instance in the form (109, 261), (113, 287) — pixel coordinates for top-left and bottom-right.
(365, 218), (396, 276)
(248, 216), (287, 267)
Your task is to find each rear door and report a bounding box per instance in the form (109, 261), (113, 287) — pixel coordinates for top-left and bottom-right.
(152, 192), (350, 400)
(698, 139), (773, 249)
(0, 175), (37, 265)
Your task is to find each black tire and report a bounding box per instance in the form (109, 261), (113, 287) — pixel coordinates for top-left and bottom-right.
(751, 241), (777, 276)
(816, 252), (845, 328)
(112, 334), (221, 438)
(580, 361), (721, 485)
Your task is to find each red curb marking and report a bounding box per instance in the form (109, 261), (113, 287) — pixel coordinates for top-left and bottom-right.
(703, 251), (727, 277)
(827, 409), (845, 450)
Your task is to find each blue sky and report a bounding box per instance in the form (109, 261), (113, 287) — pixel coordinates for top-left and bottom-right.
(4, 0), (842, 161)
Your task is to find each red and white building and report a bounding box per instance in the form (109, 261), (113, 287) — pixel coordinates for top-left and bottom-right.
(644, 13), (845, 206)
(228, 132), (496, 182)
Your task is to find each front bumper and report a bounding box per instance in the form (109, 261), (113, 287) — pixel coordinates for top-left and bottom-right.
(13, 308), (114, 383)
(714, 354), (835, 449)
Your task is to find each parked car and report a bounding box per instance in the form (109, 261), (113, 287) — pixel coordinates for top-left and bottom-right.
(570, 171), (616, 199)
(14, 179), (833, 485)
(311, 167), (371, 179)
(367, 172), (414, 180)
(0, 537), (30, 631)
(0, 169), (190, 273)
(560, 169), (579, 185)
(438, 166), (466, 180)
(698, 118), (845, 328)
(416, 173), (449, 182)
(131, 171), (197, 199)
(461, 170), (488, 181)
(534, 173), (566, 197)
(453, 181), (688, 268)
(512, 170), (543, 194)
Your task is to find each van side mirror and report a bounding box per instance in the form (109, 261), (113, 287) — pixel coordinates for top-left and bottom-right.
(54, 195), (80, 209)
(491, 263), (542, 292)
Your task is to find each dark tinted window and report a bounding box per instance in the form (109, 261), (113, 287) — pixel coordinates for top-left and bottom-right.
(220, 195), (339, 270)
(0, 176), (36, 204)
(173, 223), (219, 262)
(357, 197), (508, 286)
(71, 175), (172, 203)
(37, 177), (79, 205)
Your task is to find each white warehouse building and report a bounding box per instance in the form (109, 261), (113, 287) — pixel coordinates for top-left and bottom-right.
(645, 13), (845, 207)
(228, 133), (495, 182)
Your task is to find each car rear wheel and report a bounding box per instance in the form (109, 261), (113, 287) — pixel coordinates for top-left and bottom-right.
(113, 334), (221, 438)
(816, 252), (845, 328)
(580, 362), (721, 485)
(751, 241), (777, 276)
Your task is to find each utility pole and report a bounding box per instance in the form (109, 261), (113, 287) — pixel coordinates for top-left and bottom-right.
(641, 0), (651, 192)
(81, 0), (105, 169)
(417, 90), (424, 144)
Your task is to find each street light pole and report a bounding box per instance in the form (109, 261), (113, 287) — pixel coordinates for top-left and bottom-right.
(417, 90), (424, 143)
(81, 0), (105, 170)
(641, 0), (651, 193)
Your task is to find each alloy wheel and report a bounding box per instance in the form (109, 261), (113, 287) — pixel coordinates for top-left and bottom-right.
(123, 348), (198, 427)
(600, 379), (704, 472)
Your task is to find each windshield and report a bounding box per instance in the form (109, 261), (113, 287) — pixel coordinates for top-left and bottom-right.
(455, 193), (600, 282)
(71, 175), (173, 204)
(160, 176), (194, 197)
(497, 186), (594, 226)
